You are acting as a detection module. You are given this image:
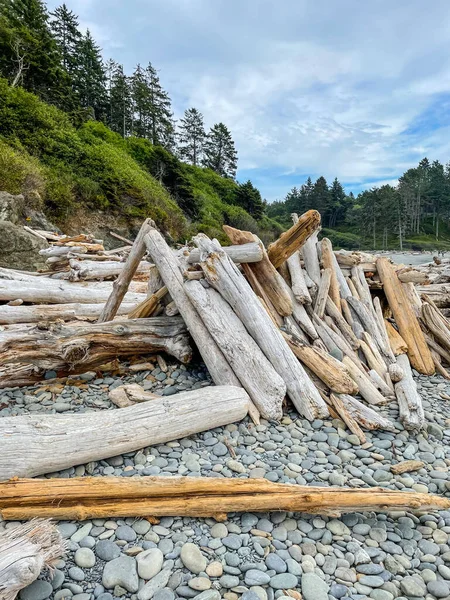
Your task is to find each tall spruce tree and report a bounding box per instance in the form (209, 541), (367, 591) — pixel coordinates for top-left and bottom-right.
(178, 107), (205, 166)
(50, 3), (80, 75)
(145, 62), (174, 148)
(74, 29), (107, 120)
(130, 64), (148, 138)
(328, 177), (346, 227)
(107, 60), (132, 137)
(202, 122), (238, 178)
(235, 180), (265, 219)
(310, 176), (330, 217)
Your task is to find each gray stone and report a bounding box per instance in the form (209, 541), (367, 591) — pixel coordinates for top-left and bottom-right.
(326, 520), (350, 536)
(212, 443), (228, 456)
(58, 523), (78, 539)
(137, 548), (164, 579)
(222, 534), (242, 549)
(180, 542), (207, 573)
(265, 553), (287, 573)
(0, 219), (48, 270)
(153, 589), (175, 600)
(95, 540), (121, 561)
(427, 580), (450, 598)
(245, 570), (271, 586)
(191, 592), (220, 600)
(137, 569), (172, 600)
(301, 573), (329, 600)
(68, 568), (85, 582)
(74, 547), (95, 568)
(269, 573), (298, 589)
(19, 581), (53, 600)
(115, 525), (137, 542)
(219, 575), (240, 588)
(329, 584), (347, 599)
(400, 576), (426, 597)
(102, 556), (139, 593)
(359, 576), (384, 588)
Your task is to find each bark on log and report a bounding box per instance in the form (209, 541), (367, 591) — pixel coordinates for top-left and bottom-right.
(287, 252), (312, 304)
(394, 353), (425, 430)
(0, 386), (249, 480)
(195, 235), (328, 420)
(314, 268), (331, 319)
(223, 226), (293, 316)
(145, 228), (241, 387)
(0, 302), (138, 324)
(188, 243), (263, 265)
(184, 280), (286, 420)
(0, 317), (192, 373)
(2, 476), (449, 521)
(377, 258), (434, 374)
(0, 519), (65, 600)
(97, 219), (153, 323)
(267, 209), (321, 268)
(342, 357), (388, 405)
(321, 238), (341, 311)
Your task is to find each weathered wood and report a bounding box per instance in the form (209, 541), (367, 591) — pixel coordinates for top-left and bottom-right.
(0, 519), (65, 600)
(98, 219), (153, 323)
(188, 242), (263, 265)
(223, 226), (293, 317)
(2, 476), (449, 521)
(0, 317), (192, 377)
(321, 238), (341, 311)
(421, 299), (450, 352)
(0, 386), (250, 480)
(325, 297), (360, 349)
(385, 320), (408, 355)
(302, 231), (321, 285)
(0, 302), (137, 324)
(314, 268), (331, 318)
(342, 357), (388, 405)
(184, 280), (286, 420)
(368, 369), (396, 398)
(145, 228), (241, 387)
(287, 251), (312, 304)
(391, 460), (425, 475)
(283, 333), (358, 394)
(69, 259), (152, 281)
(377, 258), (434, 374)
(267, 209), (321, 268)
(40, 245), (86, 257)
(394, 353), (425, 430)
(346, 296), (393, 364)
(340, 394), (396, 432)
(195, 235), (328, 420)
(396, 267), (429, 284)
(290, 290), (318, 339)
(388, 362), (404, 383)
(416, 284), (450, 307)
(128, 287), (168, 319)
(326, 393), (366, 443)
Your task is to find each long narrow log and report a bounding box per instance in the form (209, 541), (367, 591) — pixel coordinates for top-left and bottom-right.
(302, 231), (321, 285)
(267, 209), (321, 268)
(1, 476), (448, 521)
(342, 357), (388, 405)
(97, 219), (153, 323)
(368, 369), (396, 398)
(377, 258), (434, 374)
(321, 238), (341, 310)
(287, 251), (312, 304)
(0, 317), (192, 375)
(195, 235), (328, 420)
(339, 394), (396, 432)
(0, 519), (65, 600)
(325, 297), (360, 349)
(346, 296), (393, 364)
(223, 226), (293, 316)
(69, 259), (152, 281)
(421, 300), (450, 351)
(395, 353), (425, 430)
(188, 242), (263, 265)
(0, 302), (138, 324)
(145, 228), (241, 387)
(184, 280), (286, 420)
(128, 287), (168, 319)
(314, 268), (331, 318)
(0, 386), (249, 480)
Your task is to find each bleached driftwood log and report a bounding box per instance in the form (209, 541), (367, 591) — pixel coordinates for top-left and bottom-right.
(2, 477), (449, 521)
(0, 386), (249, 480)
(0, 520), (65, 600)
(368, 369), (396, 399)
(302, 231), (321, 285)
(287, 251), (312, 304)
(394, 353), (425, 430)
(377, 257), (434, 374)
(321, 238), (341, 311)
(128, 286), (168, 319)
(339, 394), (396, 432)
(0, 317), (191, 375)
(40, 245), (86, 257)
(184, 280), (286, 419)
(223, 226), (293, 317)
(0, 302), (137, 324)
(195, 235), (328, 420)
(421, 298), (450, 352)
(346, 296), (393, 364)
(69, 259), (152, 281)
(188, 242), (262, 265)
(267, 209), (321, 268)
(314, 268), (331, 318)
(325, 297), (359, 349)
(145, 228), (241, 387)
(416, 284), (450, 307)
(98, 219), (153, 323)
(342, 357), (388, 405)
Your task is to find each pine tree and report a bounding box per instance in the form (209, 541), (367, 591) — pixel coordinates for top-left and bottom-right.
(310, 176), (330, 217)
(74, 29), (107, 120)
(328, 177), (346, 227)
(130, 64), (148, 138)
(107, 60), (132, 137)
(235, 180), (264, 219)
(50, 3), (81, 75)
(145, 62), (174, 148)
(178, 107), (205, 166)
(202, 123), (238, 178)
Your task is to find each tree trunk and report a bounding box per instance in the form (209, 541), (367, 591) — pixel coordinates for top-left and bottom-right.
(0, 386), (250, 480)
(302, 231), (321, 285)
(188, 242), (263, 265)
(184, 280), (286, 420)
(321, 238), (341, 311)
(69, 259), (153, 281)
(314, 268), (331, 318)
(194, 235), (328, 420)
(395, 353), (425, 430)
(0, 302), (137, 324)
(287, 252), (312, 304)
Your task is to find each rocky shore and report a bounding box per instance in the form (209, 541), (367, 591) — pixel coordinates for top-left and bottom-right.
(1, 361), (450, 600)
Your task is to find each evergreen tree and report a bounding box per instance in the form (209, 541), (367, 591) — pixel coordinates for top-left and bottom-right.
(328, 177), (346, 227)
(178, 107), (205, 166)
(107, 60), (132, 137)
(74, 29), (107, 120)
(130, 64), (148, 138)
(202, 123), (238, 178)
(310, 176), (330, 216)
(50, 3), (81, 75)
(235, 180), (265, 219)
(284, 186), (301, 215)
(145, 62), (174, 148)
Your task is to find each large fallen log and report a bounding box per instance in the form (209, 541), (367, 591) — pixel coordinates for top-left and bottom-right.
(287, 251), (312, 304)
(267, 209), (321, 268)
(188, 242), (262, 265)
(223, 225), (293, 317)
(0, 386), (249, 480)
(69, 259), (152, 281)
(321, 238), (341, 311)
(184, 280), (286, 420)
(0, 519), (65, 600)
(0, 302), (137, 324)
(1, 476), (449, 521)
(145, 228), (241, 387)
(302, 230), (321, 285)
(0, 317), (192, 373)
(195, 235), (328, 420)
(376, 258), (434, 374)
(394, 353), (425, 430)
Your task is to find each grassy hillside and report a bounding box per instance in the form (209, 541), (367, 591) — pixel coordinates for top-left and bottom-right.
(0, 79), (282, 243)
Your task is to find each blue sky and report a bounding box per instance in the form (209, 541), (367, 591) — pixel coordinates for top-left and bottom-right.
(47, 0), (450, 202)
